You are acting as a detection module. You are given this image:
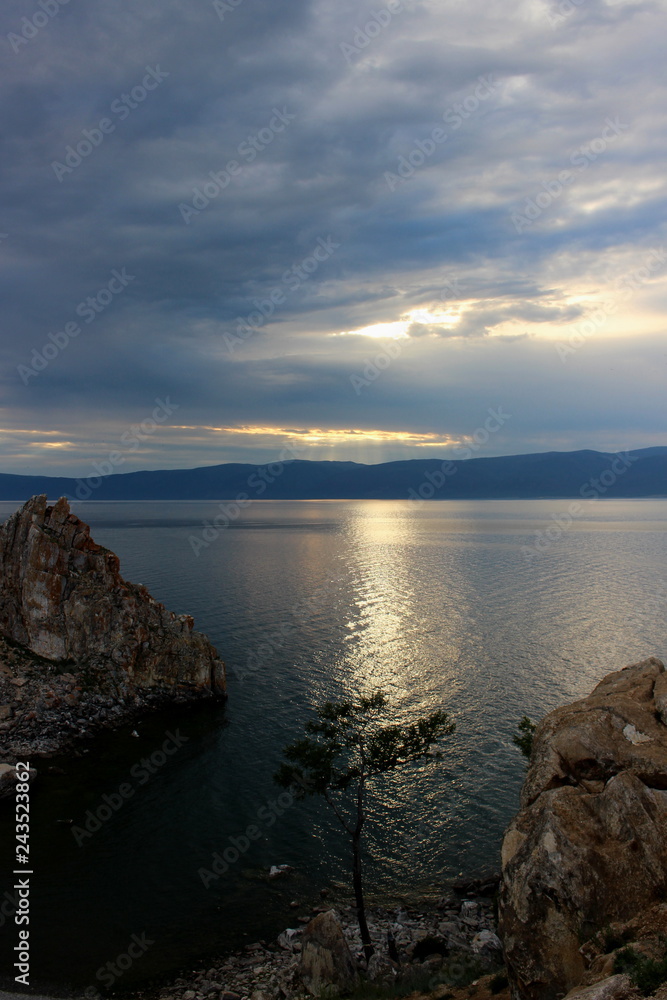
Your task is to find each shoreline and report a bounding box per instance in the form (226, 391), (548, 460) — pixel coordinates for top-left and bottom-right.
(0, 635), (222, 770)
(133, 883), (503, 1000)
(0, 879), (502, 1000)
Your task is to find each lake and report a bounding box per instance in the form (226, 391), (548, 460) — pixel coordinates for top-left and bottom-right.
(1, 498), (666, 992)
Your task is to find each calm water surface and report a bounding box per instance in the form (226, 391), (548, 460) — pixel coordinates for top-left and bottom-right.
(1, 499), (666, 992)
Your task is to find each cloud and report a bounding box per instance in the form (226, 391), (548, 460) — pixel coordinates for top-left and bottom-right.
(0, 0), (665, 473)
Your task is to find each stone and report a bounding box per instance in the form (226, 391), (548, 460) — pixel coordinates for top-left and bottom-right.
(299, 910), (358, 995)
(0, 496), (226, 711)
(366, 952), (397, 983)
(438, 920), (458, 934)
(563, 974), (640, 1000)
(499, 658), (667, 1000)
(471, 930), (502, 955)
(411, 936), (450, 963)
(152, 898), (505, 1000)
(655, 671), (667, 725)
(278, 928), (300, 951)
(452, 874), (500, 897)
(0, 762), (16, 796)
(0, 705), (12, 720)
(519, 657), (667, 809)
(0, 761), (36, 798)
(269, 864), (294, 878)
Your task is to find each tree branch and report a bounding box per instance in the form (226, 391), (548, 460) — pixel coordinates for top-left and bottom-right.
(324, 788), (354, 836)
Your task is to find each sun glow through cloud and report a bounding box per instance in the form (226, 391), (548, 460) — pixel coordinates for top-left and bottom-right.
(336, 307), (463, 340)
(173, 424), (461, 448)
(336, 321), (410, 339)
(1, 0), (666, 475)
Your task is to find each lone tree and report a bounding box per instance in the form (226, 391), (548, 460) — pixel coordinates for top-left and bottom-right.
(274, 691), (455, 962)
(513, 715), (537, 760)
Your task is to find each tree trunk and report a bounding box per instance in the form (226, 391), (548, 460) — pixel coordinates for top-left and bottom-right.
(352, 831), (374, 963)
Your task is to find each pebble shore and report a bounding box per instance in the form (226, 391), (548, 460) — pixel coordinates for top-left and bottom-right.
(0, 636), (209, 764)
(158, 887), (503, 1000)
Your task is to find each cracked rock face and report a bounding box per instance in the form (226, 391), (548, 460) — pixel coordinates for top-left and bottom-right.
(499, 658), (667, 1000)
(0, 495), (226, 696)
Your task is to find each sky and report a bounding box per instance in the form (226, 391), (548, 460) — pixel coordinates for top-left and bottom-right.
(1, 0), (666, 475)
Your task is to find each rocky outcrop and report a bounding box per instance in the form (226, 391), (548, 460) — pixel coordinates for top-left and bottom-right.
(562, 975), (640, 1000)
(161, 894), (504, 1000)
(300, 910), (358, 995)
(0, 496), (225, 755)
(499, 657), (667, 1000)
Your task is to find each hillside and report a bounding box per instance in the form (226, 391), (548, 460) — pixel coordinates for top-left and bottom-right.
(0, 447), (665, 501)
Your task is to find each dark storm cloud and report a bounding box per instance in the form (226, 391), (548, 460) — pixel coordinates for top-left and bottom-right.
(1, 0), (666, 472)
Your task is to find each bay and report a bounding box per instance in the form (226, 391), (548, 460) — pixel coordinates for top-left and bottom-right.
(1, 498), (666, 991)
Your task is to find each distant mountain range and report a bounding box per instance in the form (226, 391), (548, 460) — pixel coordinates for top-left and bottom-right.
(1, 447), (666, 502)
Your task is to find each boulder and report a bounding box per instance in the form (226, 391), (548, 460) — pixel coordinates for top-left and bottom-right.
(365, 952), (397, 984)
(563, 974), (640, 1000)
(0, 761), (36, 798)
(472, 929), (503, 956)
(0, 762), (17, 796)
(0, 496), (225, 696)
(277, 928), (300, 951)
(300, 910), (358, 995)
(655, 672), (667, 725)
(499, 658), (667, 1000)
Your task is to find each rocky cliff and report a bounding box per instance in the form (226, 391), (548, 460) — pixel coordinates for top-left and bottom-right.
(0, 495), (225, 755)
(499, 657), (667, 1000)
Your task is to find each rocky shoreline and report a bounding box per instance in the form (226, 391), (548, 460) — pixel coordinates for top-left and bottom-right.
(499, 657), (667, 1000)
(2, 494), (667, 1000)
(0, 496), (225, 772)
(155, 885), (504, 1000)
(0, 634), (219, 763)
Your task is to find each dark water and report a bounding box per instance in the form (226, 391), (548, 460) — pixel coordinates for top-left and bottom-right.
(1, 499), (666, 993)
